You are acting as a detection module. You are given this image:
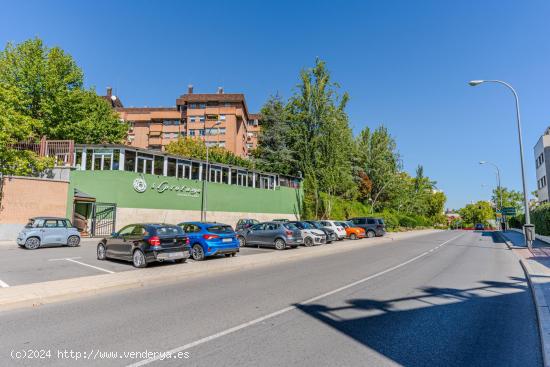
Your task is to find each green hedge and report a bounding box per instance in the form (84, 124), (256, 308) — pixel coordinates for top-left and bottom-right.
(532, 204), (550, 236)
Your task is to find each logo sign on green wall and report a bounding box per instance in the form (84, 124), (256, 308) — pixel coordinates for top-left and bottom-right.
(132, 177), (201, 198)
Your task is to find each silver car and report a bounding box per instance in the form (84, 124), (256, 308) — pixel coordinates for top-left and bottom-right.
(17, 217), (81, 249)
(237, 221), (303, 250)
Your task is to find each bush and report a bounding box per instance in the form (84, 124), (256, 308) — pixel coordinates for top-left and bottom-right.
(531, 204), (550, 236)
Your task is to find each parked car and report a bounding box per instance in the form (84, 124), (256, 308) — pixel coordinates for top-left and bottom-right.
(97, 223), (190, 268)
(236, 218), (260, 232)
(288, 221), (327, 246)
(178, 222), (239, 261)
(318, 220), (347, 240)
(17, 217), (81, 250)
(338, 221), (366, 240)
(303, 220), (337, 243)
(272, 218), (289, 222)
(237, 221), (303, 250)
(474, 223), (485, 231)
(347, 217), (386, 238)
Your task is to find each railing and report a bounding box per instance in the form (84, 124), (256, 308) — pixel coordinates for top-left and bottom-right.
(13, 137), (74, 166)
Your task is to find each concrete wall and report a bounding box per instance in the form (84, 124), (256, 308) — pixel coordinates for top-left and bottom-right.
(116, 207), (297, 231)
(0, 176), (69, 240)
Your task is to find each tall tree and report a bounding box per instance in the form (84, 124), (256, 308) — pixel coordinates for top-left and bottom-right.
(0, 38), (127, 146)
(286, 59), (355, 218)
(251, 94), (296, 174)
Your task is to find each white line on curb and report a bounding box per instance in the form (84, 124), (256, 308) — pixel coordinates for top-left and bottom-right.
(48, 257), (82, 261)
(0, 279), (9, 288)
(64, 258), (115, 274)
(127, 232), (465, 367)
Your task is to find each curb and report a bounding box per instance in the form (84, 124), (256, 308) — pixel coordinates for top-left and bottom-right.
(494, 231), (524, 250)
(520, 259), (550, 367)
(0, 229), (441, 312)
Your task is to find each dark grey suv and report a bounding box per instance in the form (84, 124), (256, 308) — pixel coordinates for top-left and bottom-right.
(347, 217), (386, 238)
(237, 222), (303, 250)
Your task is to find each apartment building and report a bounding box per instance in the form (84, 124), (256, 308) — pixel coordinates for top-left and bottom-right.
(106, 86), (261, 158)
(534, 126), (550, 204)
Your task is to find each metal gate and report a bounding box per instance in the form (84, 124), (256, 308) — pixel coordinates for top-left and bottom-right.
(91, 202), (117, 237)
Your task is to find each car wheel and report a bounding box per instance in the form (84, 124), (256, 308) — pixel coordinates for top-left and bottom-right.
(67, 235), (80, 247)
(24, 237), (40, 250)
(367, 230), (375, 238)
(192, 244), (205, 261)
(238, 236), (246, 247)
(304, 237), (314, 247)
(97, 243), (107, 260)
(274, 238), (286, 250)
(349, 233), (357, 240)
(132, 249), (147, 268)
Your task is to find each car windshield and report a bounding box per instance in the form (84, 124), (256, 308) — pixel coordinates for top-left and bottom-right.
(344, 221), (353, 227)
(25, 219), (36, 228)
(378, 219), (385, 225)
(299, 222), (314, 229)
(155, 226), (183, 236)
(308, 222), (322, 229)
(283, 223), (299, 230)
(208, 225), (234, 233)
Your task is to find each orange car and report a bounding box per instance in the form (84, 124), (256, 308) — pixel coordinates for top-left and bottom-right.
(339, 221), (366, 240)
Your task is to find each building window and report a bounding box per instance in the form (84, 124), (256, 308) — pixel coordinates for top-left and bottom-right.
(199, 129), (205, 136)
(220, 115), (226, 121)
(189, 103), (197, 109)
(189, 116), (196, 122)
(163, 120), (180, 126)
(189, 130), (196, 136)
(199, 103), (206, 109)
(199, 116), (205, 123)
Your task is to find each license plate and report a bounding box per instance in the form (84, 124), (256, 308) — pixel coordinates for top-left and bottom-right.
(168, 252), (183, 258)
(222, 238), (232, 243)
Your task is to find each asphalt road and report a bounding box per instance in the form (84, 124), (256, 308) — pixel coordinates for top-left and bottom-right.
(0, 231), (542, 367)
(0, 240), (275, 287)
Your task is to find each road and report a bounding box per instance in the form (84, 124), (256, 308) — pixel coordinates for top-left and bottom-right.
(0, 240), (274, 287)
(0, 231), (542, 366)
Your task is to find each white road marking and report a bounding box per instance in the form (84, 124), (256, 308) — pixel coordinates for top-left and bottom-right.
(48, 257), (82, 261)
(0, 279), (9, 288)
(49, 257), (115, 274)
(127, 233), (465, 367)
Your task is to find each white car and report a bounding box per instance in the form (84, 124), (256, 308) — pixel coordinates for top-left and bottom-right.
(288, 221), (327, 247)
(319, 220), (347, 240)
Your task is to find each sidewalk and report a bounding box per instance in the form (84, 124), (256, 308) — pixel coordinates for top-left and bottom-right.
(501, 231), (550, 367)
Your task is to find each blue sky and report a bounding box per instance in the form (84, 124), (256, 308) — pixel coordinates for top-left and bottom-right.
(1, 0), (549, 209)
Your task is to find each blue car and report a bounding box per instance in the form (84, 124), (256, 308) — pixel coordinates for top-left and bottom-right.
(177, 222), (239, 261)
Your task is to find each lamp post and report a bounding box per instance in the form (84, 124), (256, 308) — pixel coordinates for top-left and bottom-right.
(201, 121), (222, 222)
(469, 80), (533, 248)
(479, 161), (503, 230)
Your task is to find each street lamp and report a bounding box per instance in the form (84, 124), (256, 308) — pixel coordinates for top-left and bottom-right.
(201, 121), (222, 222)
(479, 161), (503, 230)
(469, 80), (533, 248)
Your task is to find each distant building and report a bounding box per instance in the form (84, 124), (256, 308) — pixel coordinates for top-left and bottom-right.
(534, 127), (550, 204)
(101, 85), (261, 158)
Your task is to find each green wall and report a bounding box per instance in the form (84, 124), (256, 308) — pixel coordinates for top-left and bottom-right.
(67, 170), (302, 216)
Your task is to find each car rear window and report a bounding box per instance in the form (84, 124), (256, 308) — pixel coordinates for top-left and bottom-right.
(208, 225), (234, 233)
(155, 226), (184, 236)
(284, 223), (299, 230)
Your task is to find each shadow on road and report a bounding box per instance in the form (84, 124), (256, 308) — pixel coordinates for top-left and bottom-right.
(295, 279), (541, 367)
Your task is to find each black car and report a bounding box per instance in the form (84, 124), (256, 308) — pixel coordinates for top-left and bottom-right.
(97, 223), (190, 268)
(304, 220), (336, 243)
(474, 223), (485, 231)
(347, 217), (386, 238)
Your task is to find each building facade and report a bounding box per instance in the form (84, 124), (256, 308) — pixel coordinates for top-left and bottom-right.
(534, 127), (550, 204)
(108, 86), (261, 158)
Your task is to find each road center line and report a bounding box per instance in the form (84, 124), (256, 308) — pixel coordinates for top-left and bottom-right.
(127, 232), (465, 367)
(0, 279), (9, 288)
(63, 258), (115, 274)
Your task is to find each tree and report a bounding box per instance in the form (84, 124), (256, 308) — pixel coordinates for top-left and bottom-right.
(458, 201), (494, 226)
(355, 125), (401, 210)
(492, 187), (523, 213)
(0, 38), (127, 146)
(165, 138), (252, 169)
(251, 95), (296, 175)
(285, 59), (355, 218)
